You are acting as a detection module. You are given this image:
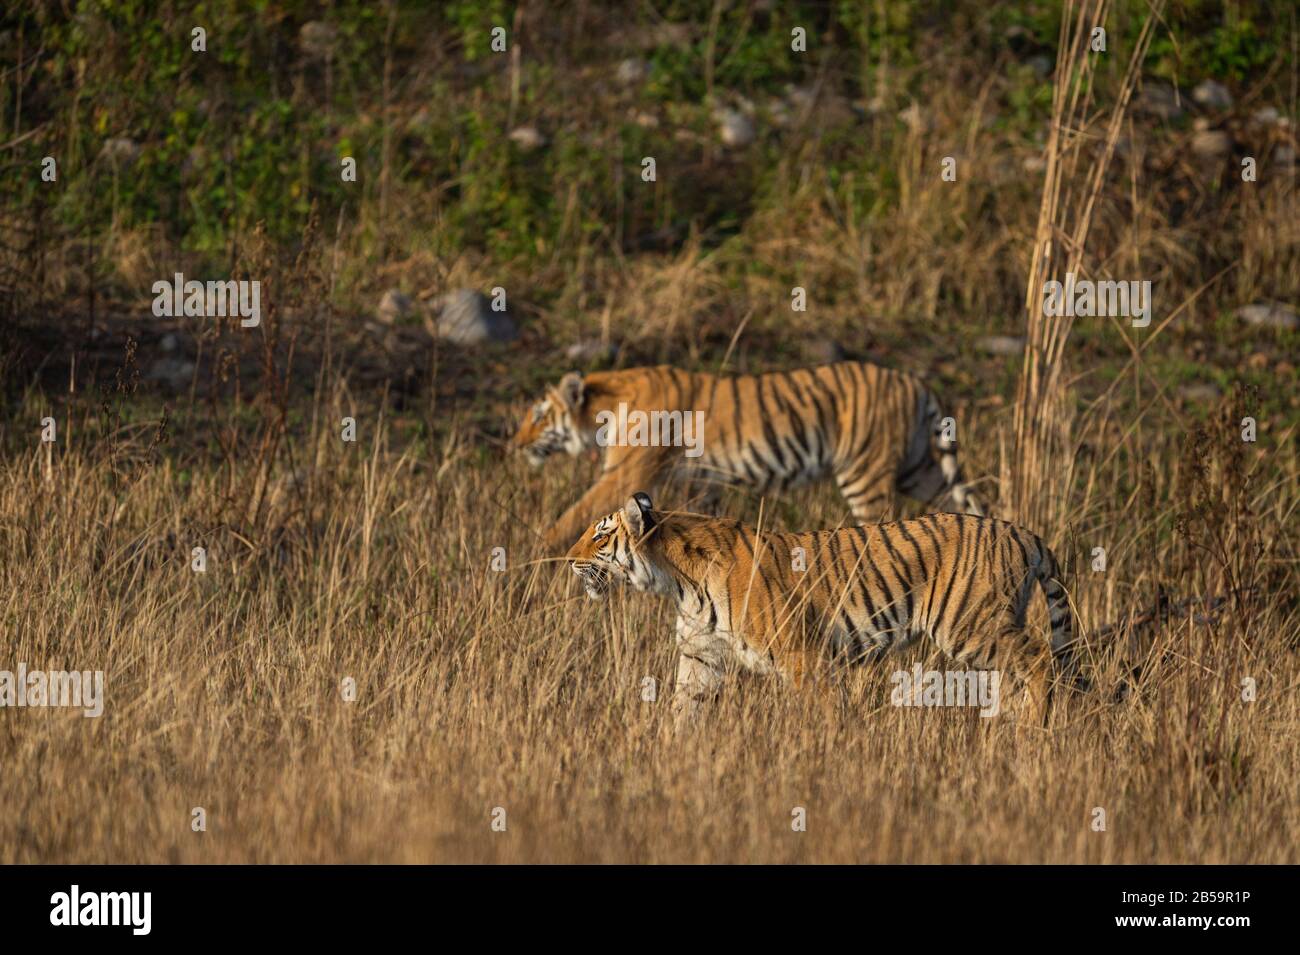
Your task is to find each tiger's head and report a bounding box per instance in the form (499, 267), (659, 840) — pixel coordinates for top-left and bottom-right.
(566, 492), (671, 599)
(510, 371), (596, 467)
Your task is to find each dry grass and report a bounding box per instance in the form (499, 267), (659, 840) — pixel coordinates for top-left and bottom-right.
(0, 384), (1295, 863)
(1011, 0), (1156, 533)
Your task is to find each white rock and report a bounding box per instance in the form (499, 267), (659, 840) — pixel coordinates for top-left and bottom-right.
(1236, 303), (1298, 330)
(432, 289), (518, 345)
(616, 58), (650, 85)
(1135, 84), (1183, 120)
(1192, 80), (1232, 110)
(1191, 129), (1232, 158)
(979, 335), (1026, 356)
(377, 289), (414, 325)
(715, 107), (755, 147)
(508, 126), (546, 151)
(565, 339), (618, 363)
(1252, 106), (1281, 126)
(100, 138), (140, 165)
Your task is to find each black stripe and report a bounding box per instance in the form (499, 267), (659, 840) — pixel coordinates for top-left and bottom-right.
(942, 518), (984, 633)
(873, 530), (911, 630)
(756, 376), (791, 473)
(727, 375), (743, 462)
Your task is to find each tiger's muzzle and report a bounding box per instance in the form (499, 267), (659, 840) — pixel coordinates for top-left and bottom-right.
(572, 561), (611, 599)
(521, 431), (566, 468)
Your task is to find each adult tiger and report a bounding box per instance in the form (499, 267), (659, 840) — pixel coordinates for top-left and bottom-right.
(511, 363), (982, 552)
(566, 493), (1084, 726)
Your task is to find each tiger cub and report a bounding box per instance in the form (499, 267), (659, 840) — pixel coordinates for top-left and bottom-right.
(512, 363), (982, 552)
(566, 493), (1084, 725)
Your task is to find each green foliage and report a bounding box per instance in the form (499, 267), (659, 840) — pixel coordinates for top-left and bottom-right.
(2, 0), (1293, 289)
(1145, 3), (1282, 83)
(834, 0), (918, 71)
(444, 0), (514, 60)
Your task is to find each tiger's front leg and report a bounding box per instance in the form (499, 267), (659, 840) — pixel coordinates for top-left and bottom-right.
(772, 619), (838, 712)
(671, 620), (728, 728)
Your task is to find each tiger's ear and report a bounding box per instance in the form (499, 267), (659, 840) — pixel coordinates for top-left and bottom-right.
(558, 371), (585, 408)
(623, 492), (654, 537)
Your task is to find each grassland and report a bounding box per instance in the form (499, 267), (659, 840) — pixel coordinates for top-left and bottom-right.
(0, 1), (1296, 863)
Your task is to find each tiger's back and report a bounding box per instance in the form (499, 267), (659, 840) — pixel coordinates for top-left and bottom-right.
(672, 362), (927, 498)
(514, 361), (981, 551)
(720, 513), (1074, 676)
(567, 496), (1079, 724)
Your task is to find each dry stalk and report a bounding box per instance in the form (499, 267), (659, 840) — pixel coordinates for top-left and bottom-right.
(1008, 0), (1164, 536)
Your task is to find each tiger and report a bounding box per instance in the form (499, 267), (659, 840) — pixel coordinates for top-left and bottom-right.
(511, 362), (982, 552)
(566, 492), (1085, 726)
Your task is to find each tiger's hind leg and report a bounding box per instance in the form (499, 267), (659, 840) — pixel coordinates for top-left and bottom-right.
(896, 448), (983, 516)
(834, 457), (899, 523)
(987, 628), (1053, 738)
(898, 396), (984, 516)
(933, 409), (983, 516)
(1013, 641), (1053, 734)
(936, 454), (984, 517)
(944, 616), (1051, 734)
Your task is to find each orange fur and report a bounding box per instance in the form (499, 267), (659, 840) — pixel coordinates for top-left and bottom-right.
(566, 494), (1080, 726)
(514, 363), (981, 552)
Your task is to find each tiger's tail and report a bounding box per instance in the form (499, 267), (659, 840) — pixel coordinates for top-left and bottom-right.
(1033, 542), (1090, 693)
(925, 392), (984, 517)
